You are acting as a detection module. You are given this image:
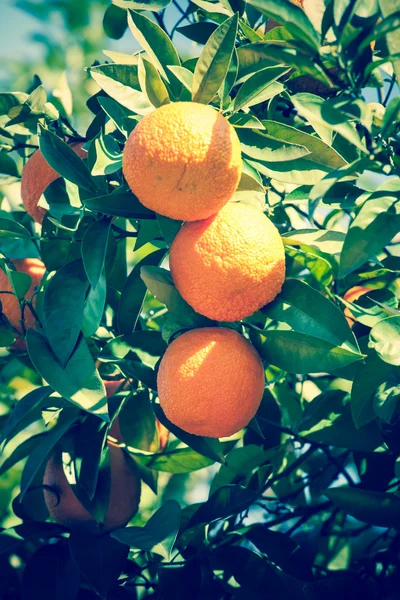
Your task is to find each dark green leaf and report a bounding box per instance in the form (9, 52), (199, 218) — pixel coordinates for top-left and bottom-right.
(190, 485), (257, 525)
(111, 499), (181, 560)
(84, 186), (154, 219)
(0, 151), (18, 177)
(131, 446), (214, 473)
(38, 126), (95, 193)
(81, 217), (111, 288)
(0, 433), (47, 476)
(138, 56), (170, 108)
(103, 3), (128, 40)
(325, 487), (400, 528)
(119, 389), (158, 451)
(89, 64), (152, 115)
(239, 128), (310, 162)
(234, 66), (289, 111)
(27, 330), (108, 421)
(192, 14), (238, 104)
(91, 133), (122, 176)
(22, 543), (80, 600)
(140, 266), (192, 314)
(370, 316), (400, 366)
(0, 217), (31, 239)
(0, 386), (52, 446)
(177, 22), (218, 44)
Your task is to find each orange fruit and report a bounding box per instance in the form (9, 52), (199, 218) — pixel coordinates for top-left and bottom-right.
(170, 202), (285, 322)
(122, 102), (242, 221)
(343, 286), (374, 327)
(157, 327), (265, 438)
(43, 446), (141, 534)
(21, 142), (86, 224)
(0, 258), (45, 338)
(105, 379), (169, 451)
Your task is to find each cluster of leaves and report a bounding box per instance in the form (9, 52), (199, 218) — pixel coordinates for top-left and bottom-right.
(0, 0), (400, 598)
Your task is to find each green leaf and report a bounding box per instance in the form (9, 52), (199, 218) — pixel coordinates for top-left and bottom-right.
(2, 262), (32, 299)
(177, 22), (218, 44)
(382, 96), (400, 138)
(27, 330), (108, 421)
(81, 217), (111, 288)
(167, 66), (194, 93)
(131, 446), (214, 473)
(0, 151), (18, 177)
(234, 66), (289, 111)
(250, 329), (364, 374)
(291, 93), (367, 151)
(20, 408), (78, 499)
(84, 186), (154, 219)
(239, 128), (310, 162)
(43, 259), (89, 367)
(282, 229), (345, 255)
(100, 330), (166, 366)
(138, 56), (170, 108)
(285, 246), (334, 287)
(38, 126), (95, 193)
(351, 347), (393, 428)
(153, 402), (226, 464)
(295, 390), (383, 451)
(69, 531), (129, 599)
(246, 0), (320, 52)
(0, 217), (31, 239)
(89, 64), (152, 115)
(111, 500), (181, 560)
(263, 279), (358, 351)
(379, 0), (400, 83)
(339, 179), (400, 278)
(118, 248), (165, 333)
(325, 487), (400, 528)
(0, 92), (28, 116)
(82, 272), (107, 337)
(156, 214), (182, 246)
(0, 433), (47, 477)
(210, 445), (270, 494)
(22, 543), (80, 600)
(343, 288), (399, 328)
(370, 316), (400, 366)
(128, 10), (181, 96)
(140, 266), (193, 314)
(0, 327), (15, 347)
(119, 389), (157, 451)
(113, 0), (172, 9)
(190, 485), (257, 526)
(97, 96), (133, 135)
(229, 112), (265, 129)
(192, 13), (238, 104)
(0, 386), (52, 446)
(103, 3), (128, 40)
(91, 133), (122, 176)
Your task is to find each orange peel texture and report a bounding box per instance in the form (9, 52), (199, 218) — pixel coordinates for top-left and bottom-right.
(157, 327), (265, 438)
(170, 202), (285, 322)
(122, 102), (242, 221)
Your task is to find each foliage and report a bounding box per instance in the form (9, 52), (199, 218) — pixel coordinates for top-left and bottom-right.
(0, 0), (400, 598)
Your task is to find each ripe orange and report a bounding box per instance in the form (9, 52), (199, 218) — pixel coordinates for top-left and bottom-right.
(104, 379), (169, 451)
(343, 286), (374, 327)
(0, 258), (45, 338)
(43, 447), (141, 534)
(21, 142), (86, 224)
(170, 202), (285, 322)
(122, 102), (242, 221)
(157, 327), (265, 438)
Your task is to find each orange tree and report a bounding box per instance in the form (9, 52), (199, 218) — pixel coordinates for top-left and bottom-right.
(0, 0), (400, 598)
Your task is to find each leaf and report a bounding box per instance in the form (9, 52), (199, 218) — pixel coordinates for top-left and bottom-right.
(119, 389), (158, 451)
(250, 329), (364, 375)
(379, 0), (400, 83)
(97, 96), (133, 135)
(325, 487), (400, 529)
(91, 133), (122, 176)
(140, 266), (192, 314)
(246, 0), (320, 52)
(156, 214), (182, 246)
(153, 402), (226, 464)
(210, 445), (270, 494)
(370, 316), (400, 367)
(291, 93), (367, 151)
(263, 279), (358, 351)
(111, 499), (181, 560)
(113, 0), (172, 9)
(0, 151), (18, 177)
(82, 271), (107, 337)
(282, 229), (345, 255)
(339, 179), (400, 278)
(167, 66), (194, 93)
(190, 485), (257, 526)
(128, 10), (181, 96)
(295, 390), (383, 451)
(74, 415), (109, 501)
(138, 56), (170, 108)
(22, 543), (81, 600)
(0, 91), (28, 116)
(239, 128), (310, 162)
(81, 217), (111, 288)
(192, 14), (238, 104)
(103, 3), (128, 40)
(131, 446), (215, 473)
(69, 531), (129, 599)
(351, 347), (393, 428)
(100, 330), (167, 366)
(27, 330), (109, 421)
(0, 386), (52, 446)
(229, 112), (265, 129)
(38, 126), (95, 193)
(343, 288), (399, 328)
(0, 433), (47, 476)
(0, 217), (31, 239)
(234, 66), (289, 111)
(117, 248), (165, 333)
(20, 408), (78, 499)
(177, 22), (218, 44)
(90, 64), (152, 115)
(43, 259), (89, 366)
(84, 186), (154, 219)
(2, 262), (32, 299)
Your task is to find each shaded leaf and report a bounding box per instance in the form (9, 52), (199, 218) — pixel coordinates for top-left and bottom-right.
(325, 487), (400, 528)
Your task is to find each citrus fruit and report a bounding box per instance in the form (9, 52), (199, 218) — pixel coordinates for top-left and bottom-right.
(0, 258), (45, 338)
(343, 286), (374, 327)
(21, 142), (86, 224)
(122, 102), (242, 221)
(157, 327), (265, 438)
(170, 202), (285, 322)
(43, 446), (141, 534)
